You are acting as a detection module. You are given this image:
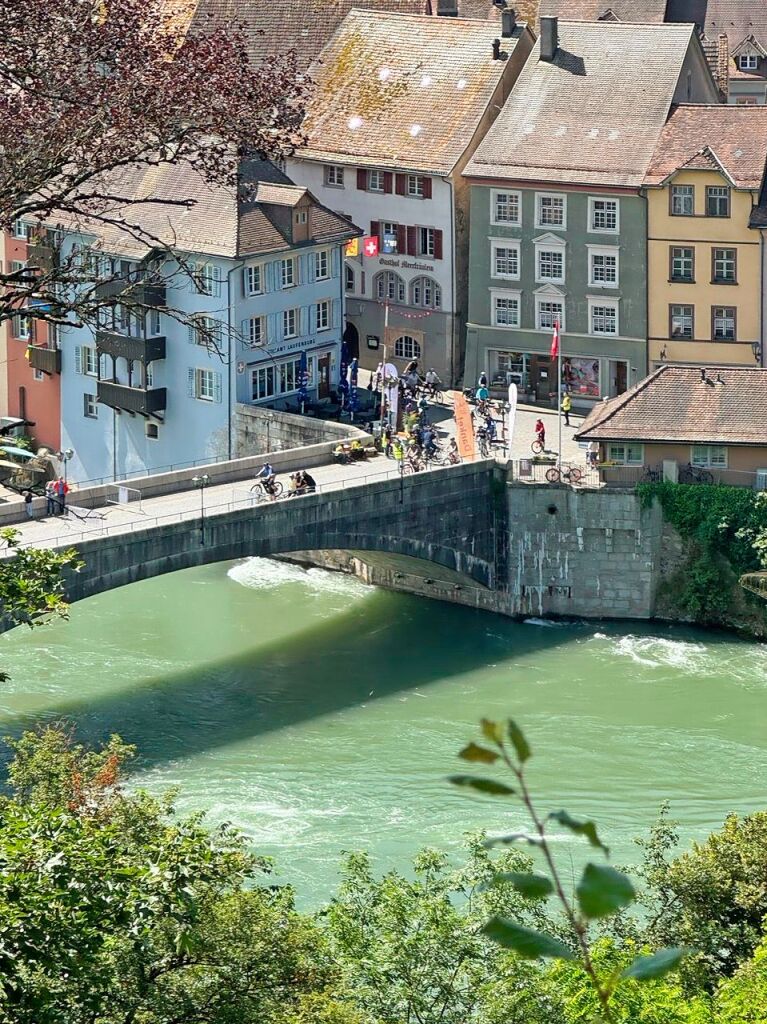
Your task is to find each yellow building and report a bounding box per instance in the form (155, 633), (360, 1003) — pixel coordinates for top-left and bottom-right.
(644, 104), (767, 369)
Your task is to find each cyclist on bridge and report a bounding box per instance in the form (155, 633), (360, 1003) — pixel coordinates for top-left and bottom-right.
(255, 461), (277, 496)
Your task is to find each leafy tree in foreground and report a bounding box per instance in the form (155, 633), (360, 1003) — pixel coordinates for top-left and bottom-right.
(0, 0), (307, 331)
(0, 726), (345, 1024)
(0, 528), (81, 631)
(450, 718), (693, 1023)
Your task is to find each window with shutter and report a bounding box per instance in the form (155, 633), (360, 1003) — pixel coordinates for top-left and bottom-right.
(434, 230), (443, 260)
(370, 220), (380, 240)
(395, 174), (406, 196)
(356, 168), (366, 190)
(213, 372), (223, 403)
(383, 172), (393, 194)
(406, 226), (417, 256)
(74, 347), (83, 375)
(187, 367), (196, 397)
(422, 177), (432, 200)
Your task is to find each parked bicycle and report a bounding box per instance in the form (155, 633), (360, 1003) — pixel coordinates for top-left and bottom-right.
(678, 462), (714, 485)
(545, 464), (584, 485)
(641, 465), (662, 483)
(250, 479), (284, 500)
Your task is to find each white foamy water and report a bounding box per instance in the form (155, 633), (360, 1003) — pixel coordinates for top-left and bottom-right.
(610, 634), (708, 670)
(227, 556), (371, 598)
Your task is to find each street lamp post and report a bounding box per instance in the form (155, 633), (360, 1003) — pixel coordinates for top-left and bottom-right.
(192, 474), (210, 546)
(57, 447), (74, 483)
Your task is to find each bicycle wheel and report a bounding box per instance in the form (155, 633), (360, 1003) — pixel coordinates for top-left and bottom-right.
(545, 467), (561, 484)
(272, 480), (284, 497)
(698, 469), (713, 485)
(249, 483), (267, 503)
(568, 466), (583, 484)
(531, 440), (544, 455)
(433, 389), (444, 405)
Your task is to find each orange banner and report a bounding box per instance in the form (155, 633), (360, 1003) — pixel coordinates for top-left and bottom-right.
(453, 393), (476, 460)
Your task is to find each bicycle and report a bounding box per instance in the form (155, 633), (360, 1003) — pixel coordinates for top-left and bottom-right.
(417, 381), (444, 405)
(531, 438), (546, 455)
(250, 479), (284, 501)
(545, 464), (584, 485)
(641, 465), (662, 483)
(678, 463), (713, 485)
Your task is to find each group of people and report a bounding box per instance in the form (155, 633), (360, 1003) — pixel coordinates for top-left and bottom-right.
(287, 470), (317, 496)
(26, 477), (70, 518)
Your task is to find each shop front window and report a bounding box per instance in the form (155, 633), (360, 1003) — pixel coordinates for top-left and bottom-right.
(563, 357), (601, 398)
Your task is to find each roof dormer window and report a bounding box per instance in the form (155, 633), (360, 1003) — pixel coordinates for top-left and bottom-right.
(739, 54), (758, 70)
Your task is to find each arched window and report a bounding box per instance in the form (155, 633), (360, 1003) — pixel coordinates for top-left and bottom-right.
(394, 335), (421, 360)
(374, 271), (406, 303)
(410, 276), (441, 309)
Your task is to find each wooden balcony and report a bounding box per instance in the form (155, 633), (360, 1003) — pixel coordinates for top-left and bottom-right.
(96, 330), (166, 364)
(27, 242), (58, 273)
(27, 346), (61, 375)
(97, 381), (167, 416)
(94, 277), (167, 307)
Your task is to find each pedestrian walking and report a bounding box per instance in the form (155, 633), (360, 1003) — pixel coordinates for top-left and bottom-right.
(45, 480), (57, 517)
(23, 490), (34, 519)
(535, 418), (546, 450)
(561, 392), (572, 427)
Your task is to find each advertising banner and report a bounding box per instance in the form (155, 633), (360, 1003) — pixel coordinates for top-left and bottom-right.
(507, 382), (518, 457)
(383, 361), (399, 427)
(453, 393), (476, 460)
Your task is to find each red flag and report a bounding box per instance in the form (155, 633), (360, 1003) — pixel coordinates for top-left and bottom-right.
(550, 320), (560, 359)
(362, 235), (379, 258)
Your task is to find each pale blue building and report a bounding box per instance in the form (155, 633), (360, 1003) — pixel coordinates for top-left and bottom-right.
(58, 161), (357, 484)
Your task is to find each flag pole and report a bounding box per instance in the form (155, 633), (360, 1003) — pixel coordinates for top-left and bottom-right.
(557, 322), (562, 471)
(380, 300), (389, 435)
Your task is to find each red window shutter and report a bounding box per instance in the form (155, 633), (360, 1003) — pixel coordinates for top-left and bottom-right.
(434, 229), (443, 260)
(395, 173), (407, 196)
(397, 225), (407, 254)
(357, 168), (367, 190)
(407, 226), (417, 256)
(370, 220), (380, 241)
(383, 171), (393, 194)
(422, 177), (432, 200)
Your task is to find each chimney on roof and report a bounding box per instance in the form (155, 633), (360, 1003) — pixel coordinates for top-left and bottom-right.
(492, 38), (501, 60)
(540, 16), (558, 62)
(716, 33), (730, 99)
(501, 8), (516, 37)
(700, 367), (708, 383)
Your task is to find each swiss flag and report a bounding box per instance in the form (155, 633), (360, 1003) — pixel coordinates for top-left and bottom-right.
(363, 235), (379, 258)
(550, 320), (560, 360)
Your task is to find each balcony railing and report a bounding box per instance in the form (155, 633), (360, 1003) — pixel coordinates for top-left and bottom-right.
(97, 381), (167, 416)
(27, 345), (61, 375)
(96, 330), (166, 363)
(94, 276), (167, 308)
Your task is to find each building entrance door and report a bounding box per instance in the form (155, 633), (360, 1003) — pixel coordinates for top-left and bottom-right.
(318, 354), (331, 399)
(610, 360), (628, 395)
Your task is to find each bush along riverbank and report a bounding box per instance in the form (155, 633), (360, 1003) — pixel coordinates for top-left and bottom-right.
(637, 482), (767, 637)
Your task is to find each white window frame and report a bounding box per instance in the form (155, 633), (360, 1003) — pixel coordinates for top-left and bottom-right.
(83, 393), (99, 419)
(535, 192), (567, 230)
(588, 197), (619, 234)
(410, 276), (441, 309)
(739, 53), (758, 70)
(245, 264), (263, 295)
(12, 314), (30, 340)
(491, 239), (520, 281)
(490, 189), (521, 227)
(691, 444), (727, 468)
(32, 368), (45, 383)
(418, 227), (435, 258)
(534, 236), (566, 284)
(608, 443), (643, 465)
(345, 263), (355, 293)
(280, 257), (296, 289)
(535, 290), (565, 332)
(324, 165), (345, 187)
(314, 249), (330, 281)
(195, 367), (216, 402)
(588, 297), (619, 336)
(252, 364), (276, 401)
(671, 184), (695, 217)
(407, 175), (424, 198)
(12, 219), (30, 240)
(368, 169), (385, 193)
(83, 346), (98, 376)
(283, 307), (298, 339)
(316, 300), (330, 332)
(394, 335), (421, 360)
(192, 262), (221, 297)
(245, 315), (266, 347)
(588, 245), (619, 288)
(491, 288), (521, 329)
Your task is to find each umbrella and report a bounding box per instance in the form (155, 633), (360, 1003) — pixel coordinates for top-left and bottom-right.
(338, 341), (350, 408)
(348, 358), (359, 419)
(0, 446), (35, 460)
(297, 351), (309, 413)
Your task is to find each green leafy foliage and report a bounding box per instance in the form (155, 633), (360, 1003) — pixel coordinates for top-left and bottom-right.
(486, 872), (553, 900)
(482, 918), (575, 961)
(549, 810), (610, 855)
(0, 528), (81, 629)
(622, 948), (692, 981)
(576, 864), (636, 920)
(448, 775), (516, 796)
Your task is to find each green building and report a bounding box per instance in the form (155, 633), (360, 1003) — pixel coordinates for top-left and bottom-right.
(462, 16), (719, 408)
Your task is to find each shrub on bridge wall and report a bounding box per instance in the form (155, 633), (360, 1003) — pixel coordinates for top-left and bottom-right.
(637, 482), (767, 630)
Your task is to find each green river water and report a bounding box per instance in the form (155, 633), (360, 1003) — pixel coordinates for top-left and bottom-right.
(2, 557), (767, 903)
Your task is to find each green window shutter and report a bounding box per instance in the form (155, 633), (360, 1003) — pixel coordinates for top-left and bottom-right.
(187, 367), (196, 397)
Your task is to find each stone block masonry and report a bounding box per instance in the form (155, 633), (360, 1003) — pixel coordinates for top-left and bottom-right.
(503, 482), (664, 620)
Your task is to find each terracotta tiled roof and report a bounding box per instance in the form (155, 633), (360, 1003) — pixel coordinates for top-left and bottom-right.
(539, 0), (667, 21)
(161, 0), (430, 67)
(299, 11), (526, 174)
(667, 0), (767, 49)
(575, 366), (767, 445)
(65, 159), (357, 260)
(644, 103), (767, 189)
(464, 20), (700, 188)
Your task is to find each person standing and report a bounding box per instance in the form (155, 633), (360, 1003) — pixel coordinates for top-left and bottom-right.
(54, 476), (69, 515)
(561, 392), (572, 427)
(45, 480), (56, 517)
(23, 490), (34, 519)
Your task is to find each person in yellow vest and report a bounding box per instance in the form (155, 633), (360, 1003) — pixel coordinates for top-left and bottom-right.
(561, 391), (572, 426)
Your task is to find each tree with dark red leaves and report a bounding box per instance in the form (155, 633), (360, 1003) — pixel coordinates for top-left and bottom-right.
(0, 0), (308, 331)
